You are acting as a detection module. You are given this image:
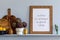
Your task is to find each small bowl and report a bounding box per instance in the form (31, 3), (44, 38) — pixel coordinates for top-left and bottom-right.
(0, 31), (7, 35)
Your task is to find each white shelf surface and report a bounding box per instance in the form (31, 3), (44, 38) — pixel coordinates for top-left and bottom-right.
(0, 34), (59, 37)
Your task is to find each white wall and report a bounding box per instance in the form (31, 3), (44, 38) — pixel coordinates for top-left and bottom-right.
(0, 0), (60, 34)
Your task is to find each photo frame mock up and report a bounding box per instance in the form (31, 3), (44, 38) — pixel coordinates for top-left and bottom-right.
(29, 6), (53, 34)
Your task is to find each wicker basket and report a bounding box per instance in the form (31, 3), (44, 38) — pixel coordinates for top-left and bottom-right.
(1, 8), (17, 34)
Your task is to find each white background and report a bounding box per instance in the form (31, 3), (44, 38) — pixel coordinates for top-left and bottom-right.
(0, 0), (59, 34)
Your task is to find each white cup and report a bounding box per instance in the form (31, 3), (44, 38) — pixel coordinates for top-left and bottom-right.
(16, 28), (24, 35)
